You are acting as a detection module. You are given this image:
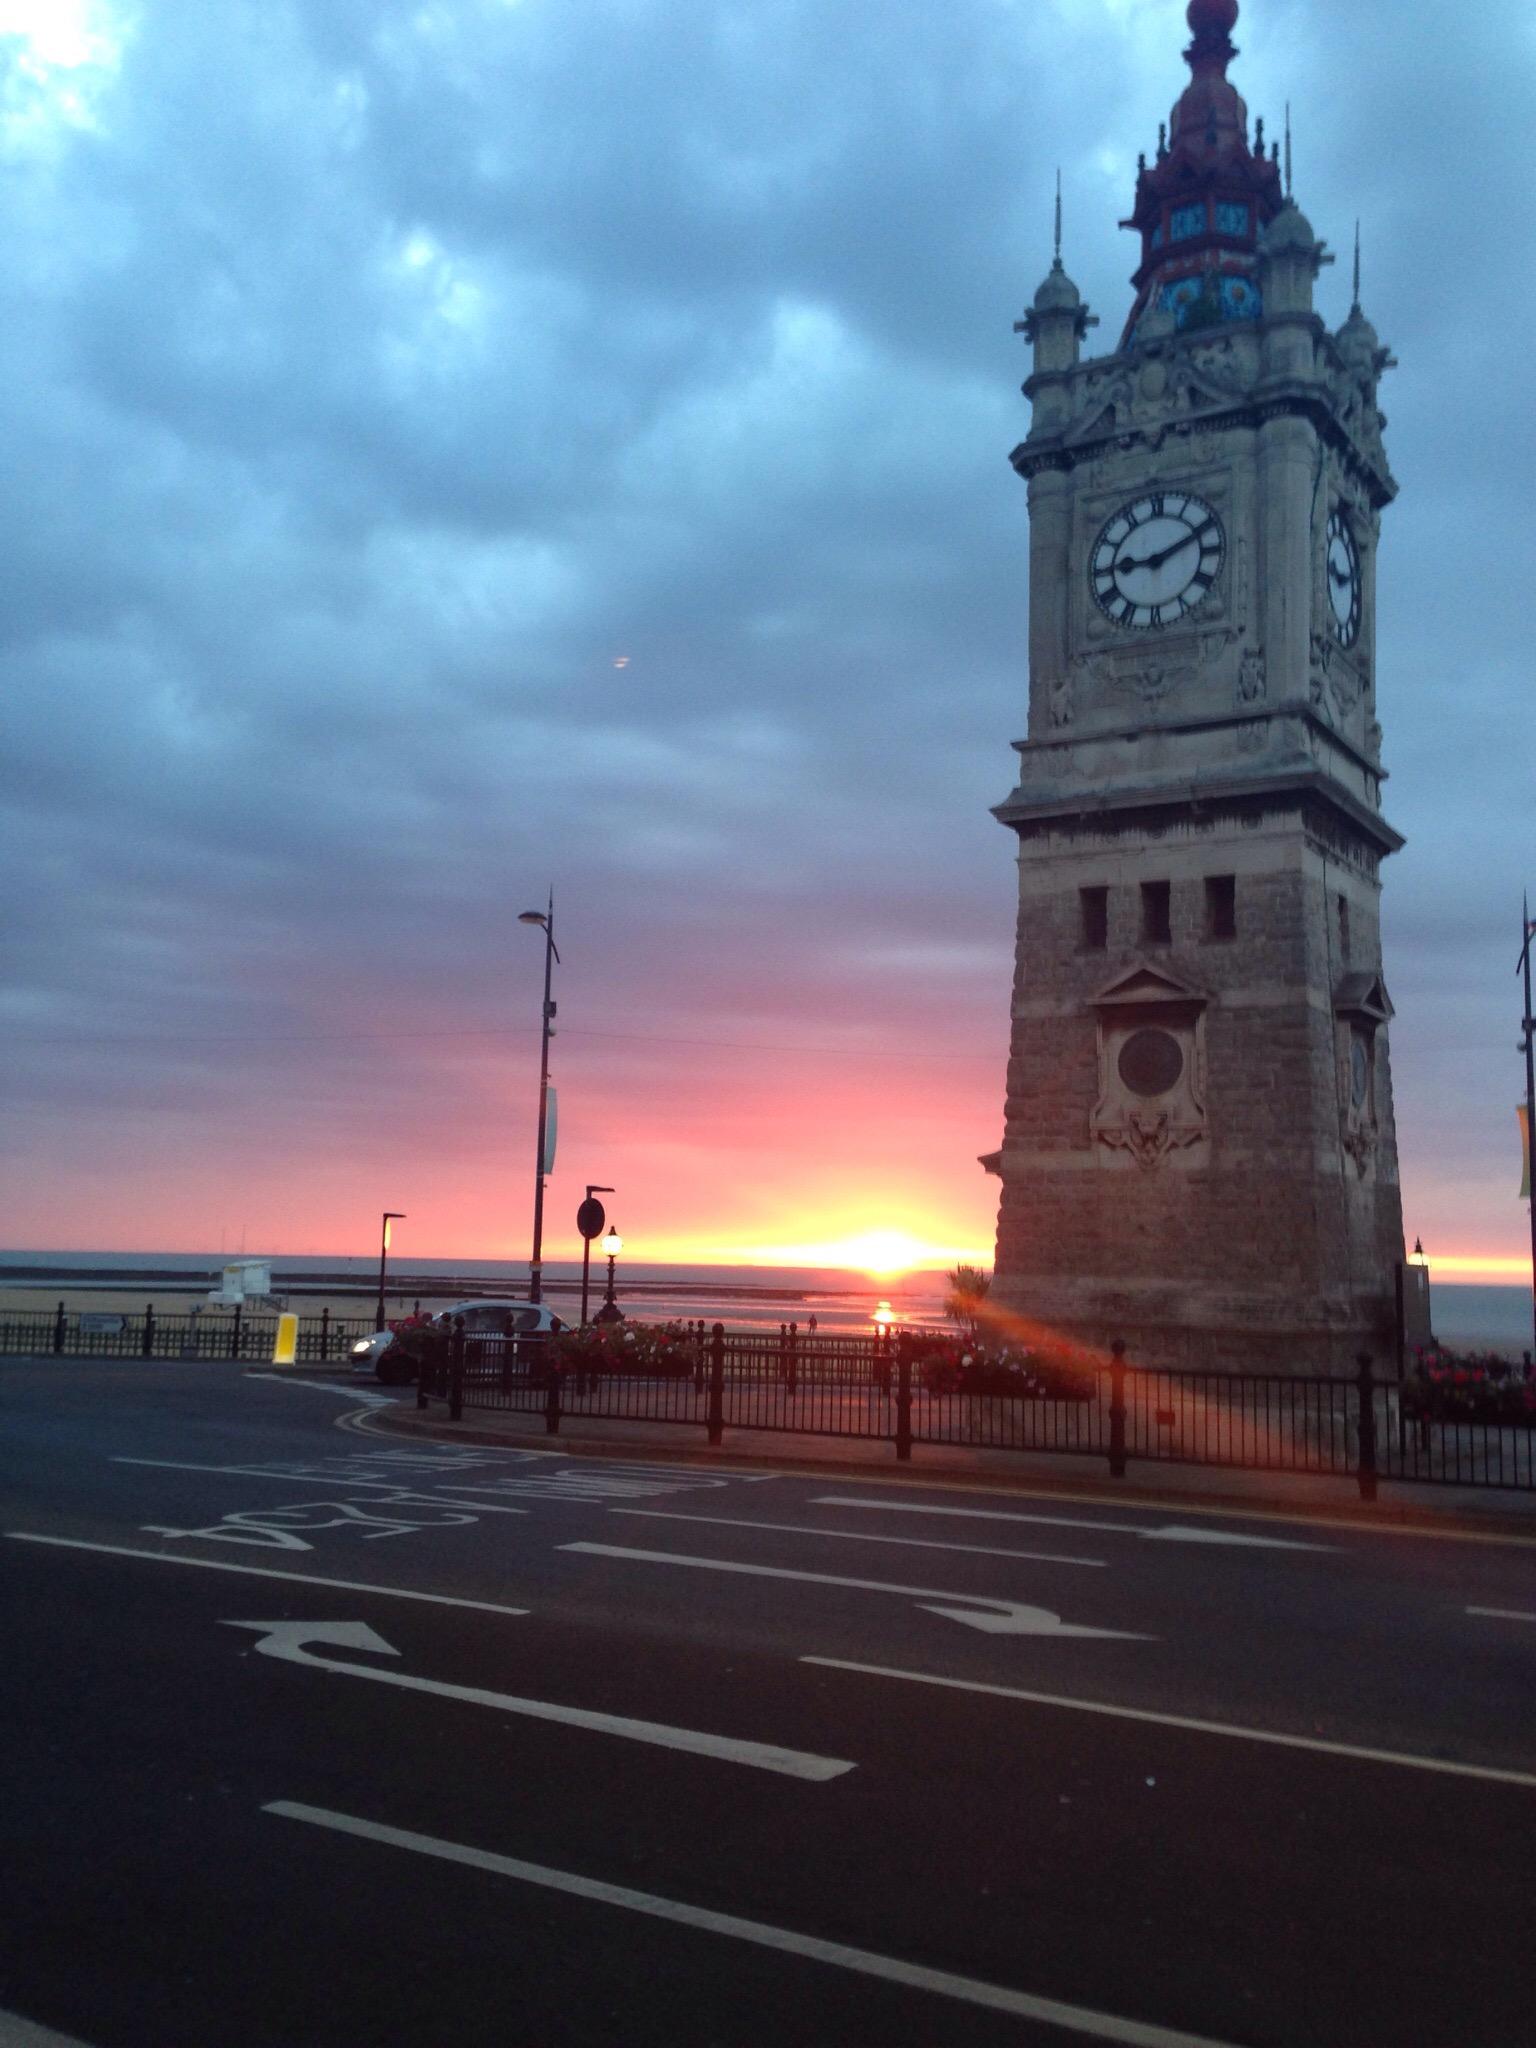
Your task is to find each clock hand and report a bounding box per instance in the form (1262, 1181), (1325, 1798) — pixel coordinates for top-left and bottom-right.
(1329, 564), (1353, 586)
(1118, 531), (1199, 576)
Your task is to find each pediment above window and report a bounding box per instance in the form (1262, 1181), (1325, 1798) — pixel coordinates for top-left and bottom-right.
(1091, 961), (1209, 1011)
(1333, 970), (1394, 1024)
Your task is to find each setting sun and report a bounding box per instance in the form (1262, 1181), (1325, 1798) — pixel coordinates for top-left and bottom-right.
(689, 1227), (991, 1278)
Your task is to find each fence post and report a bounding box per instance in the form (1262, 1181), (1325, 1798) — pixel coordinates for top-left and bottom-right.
(1108, 1339), (1128, 1479)
(142, 1303), (155, 1360)
(228, 1305), (241, 1361)
(545, 1361), (563, 1435)
(319, 1306), (330, 1361)
(895, 1334), (913, 1462)
(53, 1301), (66, 1356)
(449, 1320), (465, 1423)
(707, 1323), (725, 1446)
(1356, 1352), (1378, 1503)
(786, 1321), (798, 1400)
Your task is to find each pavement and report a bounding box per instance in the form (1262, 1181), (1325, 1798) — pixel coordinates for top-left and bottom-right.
(357, 1377), (1536, 1540)
(4, 1355), (1535, 2048)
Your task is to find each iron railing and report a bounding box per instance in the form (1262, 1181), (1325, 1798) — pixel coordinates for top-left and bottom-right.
(428, 1326), (1536, 1497)
(0, 1306), (377, 1363)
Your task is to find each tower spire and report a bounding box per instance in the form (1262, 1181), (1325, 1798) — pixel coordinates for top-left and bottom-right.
(1352, 220), (1361, 309)
(1054, 169), (1062, 266)
(1284, 101), (1293, 198)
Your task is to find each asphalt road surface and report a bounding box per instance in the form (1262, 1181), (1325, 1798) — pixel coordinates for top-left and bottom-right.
(2, 1358), (1534, 2048)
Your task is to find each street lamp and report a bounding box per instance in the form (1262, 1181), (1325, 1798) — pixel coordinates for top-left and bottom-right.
(375, 1212), (406, 1332)
(518, 895), (560, 1304)
(593, 1226), (624, 1324)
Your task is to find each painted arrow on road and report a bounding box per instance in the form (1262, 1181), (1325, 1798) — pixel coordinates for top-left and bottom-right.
(222, 1620), (855, 1781)
(560, 1544), (1152, 1639)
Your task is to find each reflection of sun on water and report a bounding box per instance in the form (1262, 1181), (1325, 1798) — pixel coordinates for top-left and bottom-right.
(871, 1302), (896, 1331)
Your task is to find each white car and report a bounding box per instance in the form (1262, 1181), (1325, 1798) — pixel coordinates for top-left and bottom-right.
(350, 1300), (564, 1385)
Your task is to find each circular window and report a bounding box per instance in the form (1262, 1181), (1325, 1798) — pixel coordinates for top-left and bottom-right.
(1118, 1028), (1184, 1098)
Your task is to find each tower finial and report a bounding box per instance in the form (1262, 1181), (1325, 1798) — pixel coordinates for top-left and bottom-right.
(1352, 221), (1361, 309)
(1284, 102), (1293, 198)
(1054, 169), (1062, 266)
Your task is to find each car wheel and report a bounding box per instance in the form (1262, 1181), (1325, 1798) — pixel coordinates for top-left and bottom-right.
(375, 1350), (415, 1387)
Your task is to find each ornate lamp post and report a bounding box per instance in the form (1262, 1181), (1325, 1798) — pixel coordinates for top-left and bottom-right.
(375, 1212), (406, 1332)
(517, 896), (559, 1304)
(593, 1226), (624, 1324)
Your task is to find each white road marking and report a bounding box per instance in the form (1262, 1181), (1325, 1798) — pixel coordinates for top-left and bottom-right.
(226, 1620), (851, 1782)
(812, 1497), (1332, 1552)
(116, 1455), (739, 1502)
(560, 1542), (1147, 1639)
(1467, 1606), (1536, 1624)
(267, 1801), (1241, 2048)
(4, 1532), (529, 1617)
(247, 1374), (396, 1404)
(0, 2007), (100, 2047)
(802, 1658), (1536, 1792)
(607, 1508), (1105, 1569)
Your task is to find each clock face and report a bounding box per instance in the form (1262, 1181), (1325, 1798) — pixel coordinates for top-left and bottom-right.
(1090, 492), (1225, 630)
(1327, 507), (1362, 646)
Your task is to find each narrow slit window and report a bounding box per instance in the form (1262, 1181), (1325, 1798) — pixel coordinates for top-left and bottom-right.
(1205, 875), (1236, 941)
(1337, 894), (1351, 962)
(1141, 881), (1172, 946)
(1080, 886), (1109, 951)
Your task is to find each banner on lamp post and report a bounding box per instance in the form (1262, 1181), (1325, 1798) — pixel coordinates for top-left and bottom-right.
(543, 1088), (558, 1176)
(1520, 1104), (1530, 1201)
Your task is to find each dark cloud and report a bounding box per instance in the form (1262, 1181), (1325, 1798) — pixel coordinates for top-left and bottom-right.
(1, 0), (1530, 1264)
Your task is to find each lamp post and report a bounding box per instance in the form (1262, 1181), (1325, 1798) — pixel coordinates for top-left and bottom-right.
(518, 895), (560, 1304)
(375, 1212), (406, 1332)
(593, 1226), (624, 1324)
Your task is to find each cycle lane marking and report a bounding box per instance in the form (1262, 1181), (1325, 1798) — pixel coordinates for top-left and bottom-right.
(560, 1541), (1147, 1638)
(266, 1801), (1242, 2048)
(4, 1532), (530, 1617)
(1467, 1606), (1536, 1624)
(605, 1507), (1105, 1569)
(800, 1657), (1536, 1791)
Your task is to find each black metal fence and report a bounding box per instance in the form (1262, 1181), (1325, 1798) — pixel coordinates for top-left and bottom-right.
(423, 1325), (1536, 1498)
(0, 1305), (376, 1364)
(9, 1307), (1534, 1497)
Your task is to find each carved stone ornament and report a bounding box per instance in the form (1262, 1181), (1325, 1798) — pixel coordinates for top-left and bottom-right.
(1049, 667), (1075, 729)
(1237, 647), (1266, 703)
(1340, 1119), (1375, 1178)
(1089, 963), (1210, 1172)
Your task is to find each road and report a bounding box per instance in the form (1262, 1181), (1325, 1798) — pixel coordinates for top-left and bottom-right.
(1, 1357), (1533, 2048)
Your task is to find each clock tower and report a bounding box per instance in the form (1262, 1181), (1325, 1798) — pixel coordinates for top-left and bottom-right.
(986, 0), (1406, 1371)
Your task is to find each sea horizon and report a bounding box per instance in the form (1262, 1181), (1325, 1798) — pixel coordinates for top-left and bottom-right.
(2, 1248), (1529, 1353)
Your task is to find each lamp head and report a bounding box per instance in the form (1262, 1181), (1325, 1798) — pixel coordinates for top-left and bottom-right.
(518, 911), (547, 927)
(602, 1227), (622, 1256)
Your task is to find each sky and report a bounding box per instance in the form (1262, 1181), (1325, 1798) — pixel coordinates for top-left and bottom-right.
(1, 0), (1532, 1282)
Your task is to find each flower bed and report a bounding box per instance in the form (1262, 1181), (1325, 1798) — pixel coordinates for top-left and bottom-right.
(549, 1321), (699, 1380)
(1400, 1350), (1536, 1428)
(911, 1336), (1096, 1403)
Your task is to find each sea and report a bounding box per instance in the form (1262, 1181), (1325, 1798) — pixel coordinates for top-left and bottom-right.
(1, 1251), (1529, 1355)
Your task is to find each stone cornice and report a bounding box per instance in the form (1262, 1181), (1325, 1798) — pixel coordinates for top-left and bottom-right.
(1010, 382), (1396, 509)
(992, 765), (1405, 860)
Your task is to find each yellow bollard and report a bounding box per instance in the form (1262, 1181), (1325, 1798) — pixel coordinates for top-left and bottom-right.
(272, 1313), (299, 1366)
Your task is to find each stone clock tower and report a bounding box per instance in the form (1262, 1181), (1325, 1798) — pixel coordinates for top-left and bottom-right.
(986, 0), (1406, 1371)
